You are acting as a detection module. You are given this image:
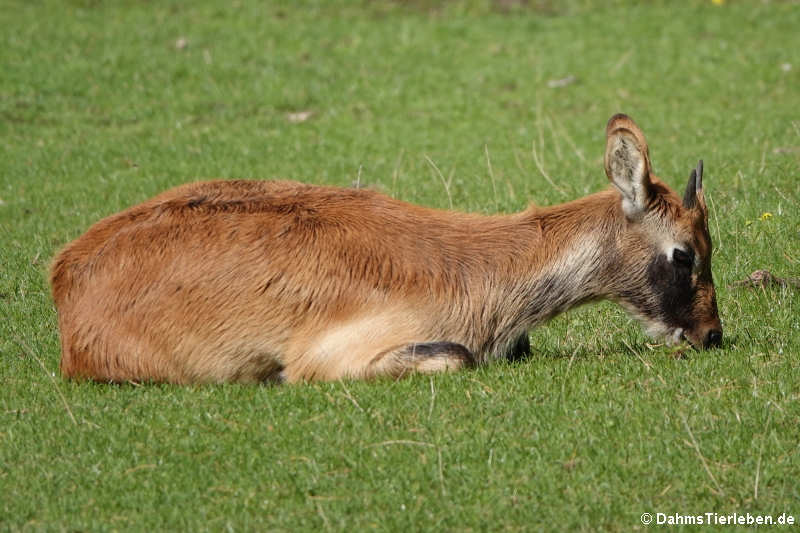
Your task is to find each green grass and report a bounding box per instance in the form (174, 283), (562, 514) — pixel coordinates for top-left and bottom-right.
(2, 0), (799, 530)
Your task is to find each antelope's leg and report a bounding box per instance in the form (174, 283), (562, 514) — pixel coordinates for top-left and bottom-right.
(505, 333), (531, 362)
(364, 341), (477, 380)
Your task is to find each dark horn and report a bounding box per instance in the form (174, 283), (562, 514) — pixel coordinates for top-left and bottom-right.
(683, 168), (697, 209)
(695, 159), (703, 192)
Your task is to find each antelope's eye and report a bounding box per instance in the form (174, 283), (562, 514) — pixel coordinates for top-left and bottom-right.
(672, 248), (695, 269)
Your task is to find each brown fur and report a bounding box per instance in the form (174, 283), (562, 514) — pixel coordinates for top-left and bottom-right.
(50, 115), (721, 384)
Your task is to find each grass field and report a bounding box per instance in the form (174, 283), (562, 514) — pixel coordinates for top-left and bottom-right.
(1, 0), (799, 530)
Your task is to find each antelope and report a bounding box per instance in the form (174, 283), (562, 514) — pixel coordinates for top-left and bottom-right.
(50, 114), (722, 384)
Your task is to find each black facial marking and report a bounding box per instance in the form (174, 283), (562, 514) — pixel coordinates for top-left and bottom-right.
(647, 254), (695, 327)
(672, 248), (695, 270)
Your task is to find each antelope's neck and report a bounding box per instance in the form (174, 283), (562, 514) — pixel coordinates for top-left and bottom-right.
(469, 190), (622, 358)
(525, 190), (622, 315)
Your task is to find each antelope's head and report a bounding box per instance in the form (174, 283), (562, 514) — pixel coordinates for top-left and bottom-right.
(603, 114), (722, 349)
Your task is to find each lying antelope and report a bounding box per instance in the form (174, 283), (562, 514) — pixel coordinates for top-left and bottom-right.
(50, 114), (722, 384)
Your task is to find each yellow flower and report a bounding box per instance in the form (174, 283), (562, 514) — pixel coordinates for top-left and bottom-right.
(711, 0), (725, 5)
(759, 212), (773, 221)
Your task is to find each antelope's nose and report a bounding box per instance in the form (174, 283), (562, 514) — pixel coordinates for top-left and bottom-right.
(704, 329), (723, 349)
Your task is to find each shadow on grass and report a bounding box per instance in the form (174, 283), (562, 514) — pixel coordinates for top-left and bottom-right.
(518, 334), (736, 362)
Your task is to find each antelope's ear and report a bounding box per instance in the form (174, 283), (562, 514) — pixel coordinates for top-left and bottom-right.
(604, 114), (654, 219)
